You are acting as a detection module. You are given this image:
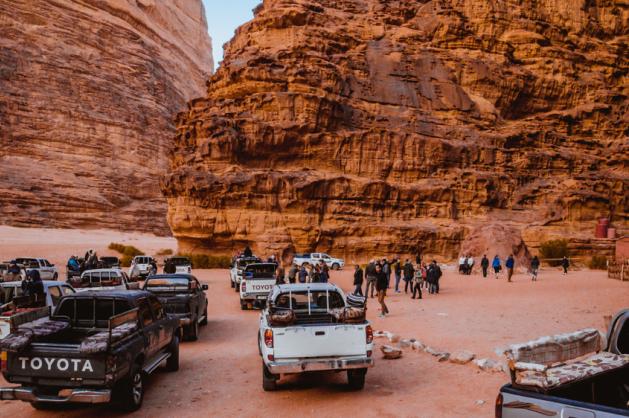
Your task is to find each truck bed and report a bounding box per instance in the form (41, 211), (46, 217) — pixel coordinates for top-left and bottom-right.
(273, 321), (368, 359)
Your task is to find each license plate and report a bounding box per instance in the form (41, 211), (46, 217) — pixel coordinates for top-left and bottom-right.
(256, 295), (267, 300)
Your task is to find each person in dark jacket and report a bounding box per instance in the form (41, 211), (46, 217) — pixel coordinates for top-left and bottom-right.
(365, 260), (377, 298)
(480, 255), (489, 278)
(403, 259), (415, 294)
(298, 265), (308, 283)
(382, 259), (391, 289)
(562, 256), (569, 275)
(506, 254), (515, 282)
(288, 264), (298, 284)
(393, 258), (402, 293)
(427, 260), (442, 294)
(353, 264), (364, 296)
(375, 264), (389, 317)
(243, 246), (253, 257)
(22, 270), (44, 300)
(492, 255), (501, 279)
(530, 256), (540, 281)
(319, 262), (329, 283)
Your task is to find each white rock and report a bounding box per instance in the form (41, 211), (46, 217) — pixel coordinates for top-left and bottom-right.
(381, 344), (403, 359)
(389, 333), (401, 343)
(399, 338), (412, 348)
(411, 341), (425, 351)
(450, 350), (476, 365)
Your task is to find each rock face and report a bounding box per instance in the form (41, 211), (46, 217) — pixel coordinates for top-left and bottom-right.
(163, 0), (628, 259)
(0, 0), (213, 235)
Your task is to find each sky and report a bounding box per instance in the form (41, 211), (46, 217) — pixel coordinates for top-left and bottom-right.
(202, 0), (261, 69)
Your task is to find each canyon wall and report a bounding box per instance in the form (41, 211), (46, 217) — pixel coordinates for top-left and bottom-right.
(0, 0), (213, 235)
(163, 0), (628, 260)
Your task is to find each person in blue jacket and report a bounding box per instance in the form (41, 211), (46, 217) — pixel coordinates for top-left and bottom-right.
(505, 254), (515, 282)
(492, 255), (501, 279)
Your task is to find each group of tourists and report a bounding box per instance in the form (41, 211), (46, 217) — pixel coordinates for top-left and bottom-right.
(351, 257), (442, 318)
(277, 261), (330, 284)
(458, 255), (474, 275)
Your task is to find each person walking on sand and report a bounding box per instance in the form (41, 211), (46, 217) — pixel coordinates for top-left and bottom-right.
(382, 258), (391, 289)
(365, 259), (377, 298)
(353, 264), (364, 296)
(506, 254), (515, 282)
(393, 258), (402, 293)
(480, 255), (489, 278)
(412, 264), (423, 300)
(492, 255), (501, 279)
(530, 255), (540, 281)
(375, 264), (389, 317)
(458, 255), (466, 274)
(562, 256), (569, 275)
(427, 260), (442, 294)
(466, 255), (474, 275)
(403, 259), (415, 294)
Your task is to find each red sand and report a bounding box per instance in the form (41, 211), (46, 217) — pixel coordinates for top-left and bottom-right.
(0, 228), (627, 417)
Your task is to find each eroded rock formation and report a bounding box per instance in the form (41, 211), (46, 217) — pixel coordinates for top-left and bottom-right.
(163, 0), (628, 259)
(0, 0), (213, 234)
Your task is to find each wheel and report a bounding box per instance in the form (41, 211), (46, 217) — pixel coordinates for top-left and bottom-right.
(164, 335), (179, 372)
(257, 334), (262, 356)
(52, 272), (58, 280)
(200, 305), (208, 326)
(332, 263), (340, 271)
(187, 320), (199, 341)
(347, 368), (367, 390)
(114, 365), (144, 412)
(262, 362), (277, 391)
(240, 301), (247, 310)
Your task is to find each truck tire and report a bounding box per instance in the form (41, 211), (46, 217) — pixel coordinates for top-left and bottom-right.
(187, 320), (199, 341)
(115, 365), (144, 412)
(200, 305), (208, 326)
(240, 301), (247, 310)
(165, 335), (180, 372)
(262, 362), (277, 391)
(347, 368), (367, 390)
(332, 263), (340, 270)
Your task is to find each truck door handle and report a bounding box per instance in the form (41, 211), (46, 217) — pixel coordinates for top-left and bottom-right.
(315, 331), (325, 336)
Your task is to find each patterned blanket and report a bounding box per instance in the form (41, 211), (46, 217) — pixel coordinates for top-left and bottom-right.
(0, 317), (69, 352)
(79, 322), (138, 354)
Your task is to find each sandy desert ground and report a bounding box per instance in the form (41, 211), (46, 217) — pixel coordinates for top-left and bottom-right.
(0, 227), (627, 418)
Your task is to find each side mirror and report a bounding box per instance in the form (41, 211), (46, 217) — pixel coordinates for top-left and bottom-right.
(202, 284), (208, 291)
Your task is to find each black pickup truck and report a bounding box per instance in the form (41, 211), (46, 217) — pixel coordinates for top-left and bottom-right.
(0, 290), (179, 411)
(143, 274), (208, 341)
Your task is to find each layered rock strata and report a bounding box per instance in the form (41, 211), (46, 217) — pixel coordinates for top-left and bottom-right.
(0, 0), (213, 234)
(163, 0), (628, 259)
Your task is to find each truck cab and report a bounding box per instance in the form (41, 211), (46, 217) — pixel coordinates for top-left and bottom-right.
(71, 269), (138, 292)
(14, 258), (58, 280)
(128, 256), (156, 280)
(239, 263), (276, 310)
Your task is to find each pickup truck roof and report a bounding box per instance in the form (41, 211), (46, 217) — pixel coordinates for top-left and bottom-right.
(270, 283), (342, 299)
(61, 289), (151, 300)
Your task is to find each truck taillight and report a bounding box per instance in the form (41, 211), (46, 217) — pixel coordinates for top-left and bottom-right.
(495, 393), (503, 418)
(241, 282), (246, 293)
(1, 351), (7, 372)
(264, 329), (273, 348)
(366, 325), (373, 344)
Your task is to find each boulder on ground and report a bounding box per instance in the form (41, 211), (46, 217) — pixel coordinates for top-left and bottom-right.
(389, 333), (401, 343)
(399, 338), (412, 348)
(450, 350), (476, 364)
(437, 352), (450, 362)
(411, 341), (425, 351)
(474, 358), (505, 372)
(381, 344), (403, 359)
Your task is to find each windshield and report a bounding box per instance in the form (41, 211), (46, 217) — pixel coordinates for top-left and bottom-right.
(74, 271), (122, 288)
(274, 291), (345, 310)
(237, 258), (260, 268)
(244, 264), (276, 279)
(15, 258), (38, 268)
(144, 277), (190, 291)
(134, 257), (152, 264)
(168, 258), (190, 266)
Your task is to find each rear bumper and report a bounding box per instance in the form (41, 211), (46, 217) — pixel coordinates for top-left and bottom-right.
(267, 356), (374, 374)
(241, 294), (268, 302)
(0, 386), (111, 404)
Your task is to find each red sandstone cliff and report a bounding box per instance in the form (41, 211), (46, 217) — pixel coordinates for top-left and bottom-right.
(163, 0), (628, 259)
(0, 0), (213, 235)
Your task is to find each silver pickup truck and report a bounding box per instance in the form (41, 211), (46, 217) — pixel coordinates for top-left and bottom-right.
(497, 309), (629, 418)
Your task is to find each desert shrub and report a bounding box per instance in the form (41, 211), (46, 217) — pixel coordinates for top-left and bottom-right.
(539, 239), (569, 266)
(178, 253), (231, 269)
(108, 242), (126, 253)
(588, 255), (608, 270)
(156, 248), (173, 256)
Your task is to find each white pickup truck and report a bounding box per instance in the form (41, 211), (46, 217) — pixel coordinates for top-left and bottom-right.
(258, 283), (374, 391)
(13, 258), (59, 280)
(230, 256), (261, 291)
(293, 253), (345, 270)
(496, 309), (629, 418)
(240, 263), (276, 310)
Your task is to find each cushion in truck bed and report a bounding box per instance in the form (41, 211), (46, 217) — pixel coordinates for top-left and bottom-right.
(78, 322), (138, 354)
(0, 317), (69, 352)
(505, 328), (602, 365)
(515, 352), (629, 390)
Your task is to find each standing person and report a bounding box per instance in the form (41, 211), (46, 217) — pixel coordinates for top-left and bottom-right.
(421, 263), (428, 288)
(288, 263), (298, 284)
(375, 264), (389, 317)
(298, 265), (308, 283)
(275, 264), (285, 285)
(412, 264), (423, 300)
(458, 255), (466, 274)
(432, 260), (442, 294)
(320, 262), (330, 283)
(243, 246), (253, 257)
(562, 256), (570, 275)
(492, 255), (501, 279)
(403, 259), (415, 294)
(466, 255), (474, 275)
(415, 248), (422, 265)
(353, 264), (364, 296)
(365, 260), (377, 298)
(8, 261), (21, 282)
(307, 264), (315, 283)
(506, 254), (515, 282)
(480, 255), (489, 278)
(382, 258), (391, 289)
(393, 258), (402, 293)
(530, 256), (540, 281)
